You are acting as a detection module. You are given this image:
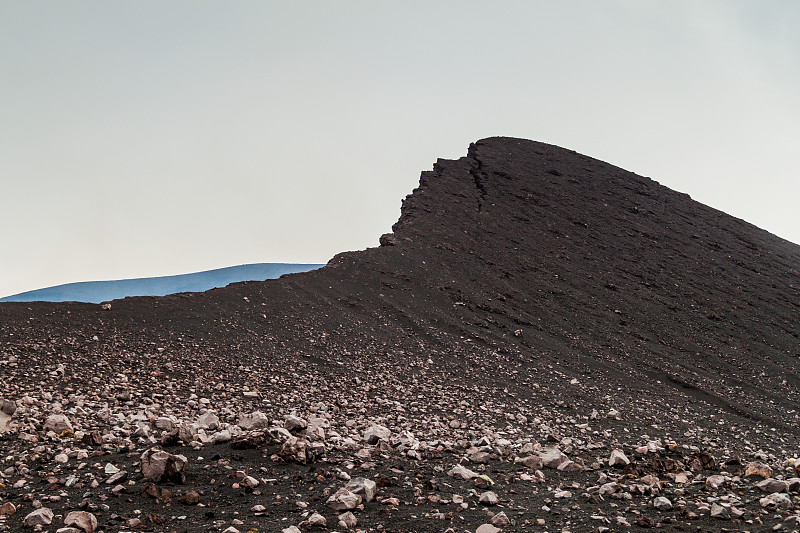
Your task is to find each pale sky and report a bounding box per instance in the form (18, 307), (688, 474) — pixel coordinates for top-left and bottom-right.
(1, 1), (798, 298)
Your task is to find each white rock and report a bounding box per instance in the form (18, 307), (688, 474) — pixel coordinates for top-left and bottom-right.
(363, 424), (391, 444)
(653, 496), (672, 511)
(345, 477), (377, 502)
(196, 411), (219, 430)
(238, 411), (270, 430)
(448, 464), (478, 480)
(608, 449), (630, 467)
(479, 491), (499, 505)
(326, 488), (362, 510)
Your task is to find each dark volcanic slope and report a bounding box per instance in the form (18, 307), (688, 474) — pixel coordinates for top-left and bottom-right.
(3, 137), (799, 432)
(4, 137), (800, 533)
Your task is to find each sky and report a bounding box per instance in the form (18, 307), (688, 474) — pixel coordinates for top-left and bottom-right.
(1, 1), (798, 298)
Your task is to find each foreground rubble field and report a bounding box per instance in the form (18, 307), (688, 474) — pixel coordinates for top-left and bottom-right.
(2, 362), (800, 533)
(3, 137), (800, 532)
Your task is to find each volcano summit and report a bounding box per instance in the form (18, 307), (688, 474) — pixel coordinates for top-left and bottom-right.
(1, 137), (800, 532)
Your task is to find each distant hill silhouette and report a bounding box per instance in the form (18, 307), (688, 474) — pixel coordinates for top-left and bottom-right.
(0, 263), (323, 303)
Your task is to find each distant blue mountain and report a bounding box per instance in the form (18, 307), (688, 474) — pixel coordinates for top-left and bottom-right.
(0, 263), (324, 304)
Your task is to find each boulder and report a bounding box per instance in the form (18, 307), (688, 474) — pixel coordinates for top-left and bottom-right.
(608, 449), (630, 467)
(23, 507), (54, 527)
(448, 464), (478, 480)
(326, 488), (362, 510)
(479, 491), (499, 505)
(196, 411), (219, 430)
(744, 461), (772, 478)
(0, 399), (15, 433)
(760, 492), (792, 509)
(43, 414), (73, 433)
(0, 502), (16, 517)
(756, 478), (788, 493)
(238, 411), (270, 431)
(284, 414), (308, 432)
(140, 448), (187, 483)
(537, 447), (569, 469)
(64, 511), (98, 532)
(345, 477), (377, 502)
(363, 424), (391, 444)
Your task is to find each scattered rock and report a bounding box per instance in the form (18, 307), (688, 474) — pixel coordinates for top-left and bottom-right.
(326, 488), (362, 510)
(238, 411), (270, 430)
(0, 502), (17, 517)
(608, 449), (630, 467)
(479, 491), (499, 505)
(284, 414), (308, 432)
(448, 464), (478, 480)
(491, 511), (511, 527)
(760, 492), (792, 509)
(520, 455), (543, 469)
(140, 448), (188, 483)
(756, 478), (788, 493)
(298, 512), (327, 529)
(710, 503), (730, 519)
(345, 477), (377, 502)
(0, 399), (15, 433)
(181, 491), (200, 505)
(64, 511), (98, 532)
(363, 424), (391, 444)
(43, 414), (73, 433)
(538, 447), (569, 469)
(745, 461), (773, 478)
(23, 507), (54, 527)
(338, 511), (358, 528)
(653, 496), (672, 511)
